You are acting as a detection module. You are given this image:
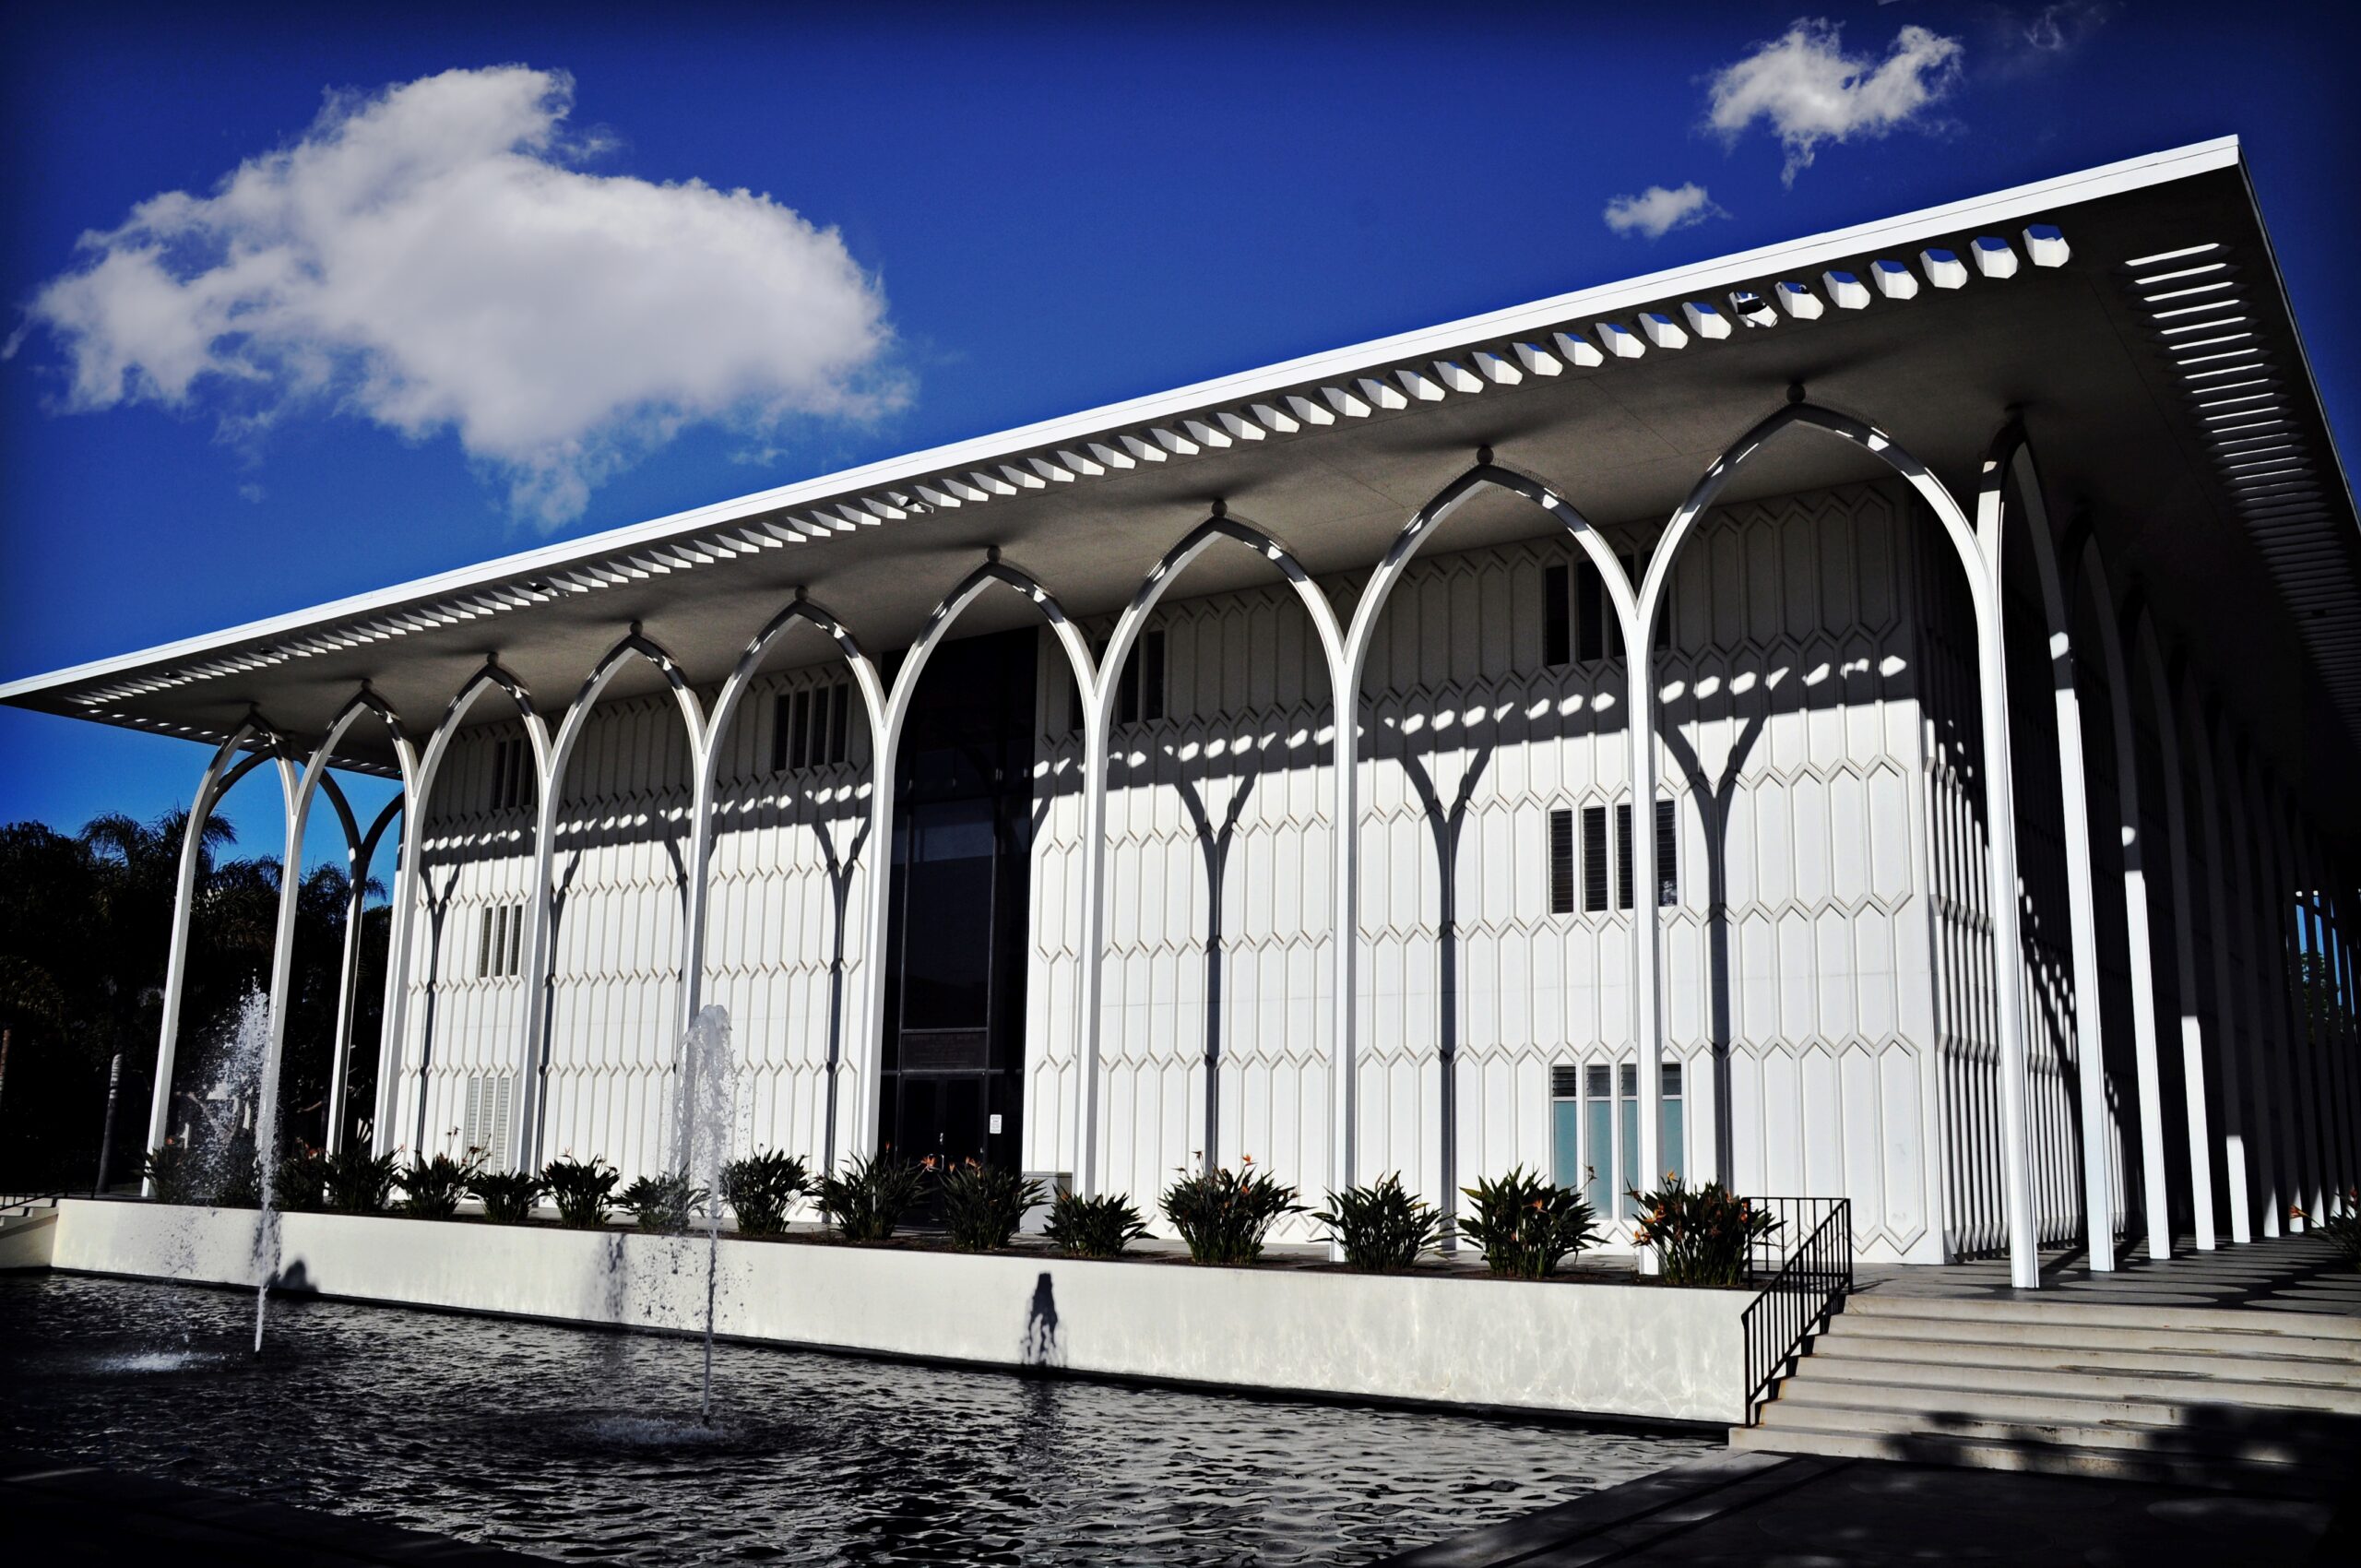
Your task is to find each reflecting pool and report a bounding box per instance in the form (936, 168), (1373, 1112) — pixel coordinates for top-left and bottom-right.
(0, 1275), (1709, 1565)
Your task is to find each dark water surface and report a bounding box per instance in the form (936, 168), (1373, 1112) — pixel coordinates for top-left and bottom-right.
(0, 1274), (1707, 1566)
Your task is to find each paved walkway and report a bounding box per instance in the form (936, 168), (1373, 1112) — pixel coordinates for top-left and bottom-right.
(0, 1453), (568, 1567)
(1853, 1230), (2361, 1317)
(1370, 1449), (2351, 1567)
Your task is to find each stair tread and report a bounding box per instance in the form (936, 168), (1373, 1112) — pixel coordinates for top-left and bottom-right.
(1758, 1398), (2361, 1458)
(1846, 1290), (2361, 1339)
(1809, 1337), (2361, 1385)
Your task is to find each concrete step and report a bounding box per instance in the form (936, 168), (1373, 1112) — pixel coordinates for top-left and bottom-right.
(1845, 1290), (2361, 1340)
(1809, 1329), (2361, 1387)
(1727, 1422), (2348, 1497)
(1796, 1350), (2361, 1414)
(1760, 1392), (2361, 1463)
(1826, 1310), (2361, 1362)
(1774, 1369), (2361, 1434)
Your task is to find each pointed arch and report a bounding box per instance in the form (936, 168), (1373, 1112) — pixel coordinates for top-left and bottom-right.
(378, 659), (549, 1157)
(848, 557), (1097, 1172)
(260, 689), (417, 1169)
(1978, 422), (2118, 1269)
(142, 714), (290, 1187)
(1076, 512), (1349, 1198)
(1634, 400), (2040, 1285)
(517, 629), (707, 1173)
(1329, 463), (1640, 1223)
(684, 594), (886, 1171)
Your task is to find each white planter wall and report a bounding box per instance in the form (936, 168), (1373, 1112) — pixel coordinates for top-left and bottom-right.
(45, 1200), (1749, 1425)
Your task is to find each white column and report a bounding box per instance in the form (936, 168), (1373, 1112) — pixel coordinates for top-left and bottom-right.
(2082, 577), (2172, 1264)
(2228, 752), (2284, 1236)
(2185, 696), (2253, 1242)
(255, 748), (309, 1175)
(1075, 698), (1113, 1196)
(1627, 637), (1663, 1241)
(142, 726), (267, 1185)
(2139, 636), (2215, 1250)
(325, 794), (401, 1155)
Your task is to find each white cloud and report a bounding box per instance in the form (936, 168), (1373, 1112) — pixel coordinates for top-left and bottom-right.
(1602, 183), (1726, 240)
(15, 66), (900, 527)
(1707, 18), (1965, 184)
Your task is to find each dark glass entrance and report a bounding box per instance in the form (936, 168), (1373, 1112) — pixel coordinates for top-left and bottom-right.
(879, 627), (1036, 1176)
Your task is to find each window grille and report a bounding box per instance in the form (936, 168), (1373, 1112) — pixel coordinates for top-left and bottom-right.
(488, 737), (528, 812)
(1582, 805), (1608, 912)
(1117, 629), (1167, 725)
(1548, 809), (1575, 914)
(773, 683), (849, 772)
(477, 904), (523, 979)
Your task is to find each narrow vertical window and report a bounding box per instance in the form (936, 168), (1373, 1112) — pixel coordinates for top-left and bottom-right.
(505, 903), (524, 978)
(1542, 563), (1572, 668)
(1548, 809), (1575, 915)
(770, 693), (792, 772)
(827, 682), (849, 765)
(1576, 561), (1606, 662)
(789, 689), (812, 769)
(478, 907), (494, 979)
(1615, 802), (1634, 910)
(1582, 805), (1608, 913)
(1617, 1062), (1639, 1218)
(1659, 1061), (1685, 1184)
(1141, 628), (1166, 722)
(1118, 628), (1167, 726)
(1655, 797), (1678, 907)
(1550, 1065), (1582, 1189)
(1584, 1063), (1613, 1217)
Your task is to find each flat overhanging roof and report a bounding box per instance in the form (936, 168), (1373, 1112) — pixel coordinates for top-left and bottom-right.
(6, 137), (2357, 828)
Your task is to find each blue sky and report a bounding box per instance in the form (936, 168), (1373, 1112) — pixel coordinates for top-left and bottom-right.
(4, 0), (2356, 873)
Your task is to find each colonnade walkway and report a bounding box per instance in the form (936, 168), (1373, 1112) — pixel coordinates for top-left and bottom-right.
(1852, 1231), (2361, 1318)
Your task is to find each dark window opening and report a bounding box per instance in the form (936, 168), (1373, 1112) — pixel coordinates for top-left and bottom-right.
(1543, 564), (1572, 668)
(1116, 628), (1167, 727)
(1548, 808), (1575, 914)
(1582, 805), (1608, 913)
(774, 683), (849, 772)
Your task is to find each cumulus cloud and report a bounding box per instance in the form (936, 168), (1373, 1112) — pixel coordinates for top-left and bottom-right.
(1707, 18), (1965, 184)
(1602, 183), (1726, 240)
(14, 66), (900, 527)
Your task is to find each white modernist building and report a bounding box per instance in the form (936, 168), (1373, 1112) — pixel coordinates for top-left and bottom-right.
(7, 138), (2358, 1288)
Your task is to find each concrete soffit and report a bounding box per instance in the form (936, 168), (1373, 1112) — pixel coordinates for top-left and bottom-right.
(6, 136), (2355, 781)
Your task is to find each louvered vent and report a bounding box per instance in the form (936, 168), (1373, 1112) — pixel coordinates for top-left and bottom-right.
(2122, 242), (2361, 730)
(461, 1075), (516, 1168)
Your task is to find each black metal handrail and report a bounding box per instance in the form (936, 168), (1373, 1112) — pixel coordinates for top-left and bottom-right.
(1739, 1195), (1852, 1422)
(0, 1190), (65, 1216)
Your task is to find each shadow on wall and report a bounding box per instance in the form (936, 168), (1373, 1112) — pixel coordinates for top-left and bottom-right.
(1023, 1270), (1063, 1370)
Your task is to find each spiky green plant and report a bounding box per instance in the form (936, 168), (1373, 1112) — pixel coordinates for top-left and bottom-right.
(812, 1152), (924, 1241)
(1160, 1160), (1302, 1266)
(399, 1150), (485, 1218)
(1042, 1191), (1151, 1259)
(469, 1170), (546, 1224)
(936, 1160), (1044, 1253)
(1458, 1166), (1600, 1280)
(1629, 1176), (1777, 1287)
(140, 1141), (197, 1205)
(319, 1146), (399, 1215)
(1313, 1173), (1442, 1272)
(542, 1156), (620, 1229)
(720, 1150), (810, 1237)
(620, 1170), (710, 1234)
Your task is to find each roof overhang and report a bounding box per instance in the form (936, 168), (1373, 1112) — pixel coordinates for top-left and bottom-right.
(6, 137), (2356, 829)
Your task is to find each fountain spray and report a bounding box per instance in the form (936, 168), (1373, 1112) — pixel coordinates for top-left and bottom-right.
(675, 1005), (737, 1421)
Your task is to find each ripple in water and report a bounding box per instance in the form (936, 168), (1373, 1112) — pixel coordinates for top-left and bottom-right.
(1, 1273), (1710, 1566)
